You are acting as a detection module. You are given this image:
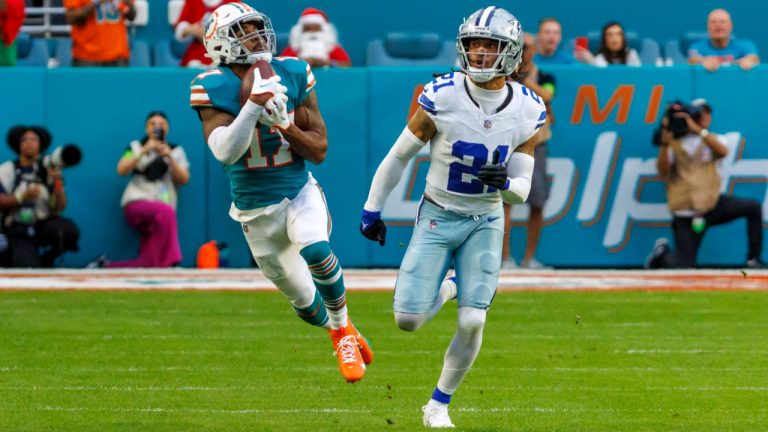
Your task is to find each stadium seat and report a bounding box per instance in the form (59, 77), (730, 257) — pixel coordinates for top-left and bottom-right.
(680, 32), (710, 54)
(55, 38), (72, 67)
(638, 38), (661, 65)
(54, 39), (151, 67)
(367, 32), (456, 66)
(664, 40), (688, 64)
(154, 39), (191, 66)
(54, 38), (72, 67)
(577, 31), (661, 65)
(129, 39), (152, 67)
(16, 33), (50, 67)
(128, 0), (149, 27)
(168, 0), (184, 26)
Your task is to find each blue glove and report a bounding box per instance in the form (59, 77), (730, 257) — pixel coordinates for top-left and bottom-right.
(360, 210), (386, 246)
(477, 148), (509, 190)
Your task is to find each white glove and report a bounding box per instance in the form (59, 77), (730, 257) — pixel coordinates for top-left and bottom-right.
(259, 93), (290, 130)
(251, 74), (287, 103)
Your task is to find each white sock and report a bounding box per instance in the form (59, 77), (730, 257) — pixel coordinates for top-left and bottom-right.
(436, 307), (486, 394)
(328, 305), (348, 329)
(426, 278), (457, 321)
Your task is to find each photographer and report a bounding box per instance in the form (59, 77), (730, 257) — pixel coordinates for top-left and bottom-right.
(0, 126), (80, 267)
(89, 111), (189, 268)
(646, 100), (764, 269)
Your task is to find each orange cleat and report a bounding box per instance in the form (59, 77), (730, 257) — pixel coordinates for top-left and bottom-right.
(329, 324), (366, 383)
(347, 319), (374, 365)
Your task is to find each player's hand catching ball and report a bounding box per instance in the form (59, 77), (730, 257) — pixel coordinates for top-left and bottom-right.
(360, 210), (387, 246)
(259, 93), (290, 130)
(249, 74), (287, 106)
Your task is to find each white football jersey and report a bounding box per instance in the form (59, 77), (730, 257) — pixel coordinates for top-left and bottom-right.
(418, 72), (547, 215)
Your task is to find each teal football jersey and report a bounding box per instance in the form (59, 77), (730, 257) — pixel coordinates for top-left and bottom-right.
(190, 57), (317, 210)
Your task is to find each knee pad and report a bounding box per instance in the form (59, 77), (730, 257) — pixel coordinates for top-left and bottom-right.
(395, 312), (428, 332)
(458, 307), (486, 335)
(478, 250), (500, 275)
(255, 255), (287, 280)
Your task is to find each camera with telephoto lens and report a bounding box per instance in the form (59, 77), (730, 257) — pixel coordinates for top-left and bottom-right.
(42, 144), (82, 169)
(665, 101), (702, 139)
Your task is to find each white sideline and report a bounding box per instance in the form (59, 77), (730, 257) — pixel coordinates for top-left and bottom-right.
(0, 268), (766, 291)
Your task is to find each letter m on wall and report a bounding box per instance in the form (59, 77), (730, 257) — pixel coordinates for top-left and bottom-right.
(570, 85), (634, 124)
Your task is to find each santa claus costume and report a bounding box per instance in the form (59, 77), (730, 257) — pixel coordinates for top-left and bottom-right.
(279, 7), (351, 67)
(174, 0), (238, 67)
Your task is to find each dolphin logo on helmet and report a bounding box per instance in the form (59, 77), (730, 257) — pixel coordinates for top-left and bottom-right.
(457, 6), (524, 83)
(202, 2), (276, 65)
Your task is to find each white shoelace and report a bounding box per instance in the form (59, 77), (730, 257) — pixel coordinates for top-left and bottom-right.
(336, 335), (359, 364)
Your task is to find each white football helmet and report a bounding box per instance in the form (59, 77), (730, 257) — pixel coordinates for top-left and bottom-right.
(457, 6), (523, 82)
(203, 2), (276, 64)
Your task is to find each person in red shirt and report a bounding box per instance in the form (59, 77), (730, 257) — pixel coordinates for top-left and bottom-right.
(280, 7), (351, 68)
(174, 0), (238, 67)
(0, 0), (25, 66)
(64, 0), (136, 66)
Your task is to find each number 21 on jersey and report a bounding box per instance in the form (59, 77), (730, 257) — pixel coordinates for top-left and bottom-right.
(447, 142), (509, 194)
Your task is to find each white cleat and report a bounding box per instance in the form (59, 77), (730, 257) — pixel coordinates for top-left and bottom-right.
(422, 399), (455, 428)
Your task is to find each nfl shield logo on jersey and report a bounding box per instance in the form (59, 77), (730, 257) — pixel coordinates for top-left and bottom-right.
(484, 119), (492, 129)
(429, 219), (438, 230)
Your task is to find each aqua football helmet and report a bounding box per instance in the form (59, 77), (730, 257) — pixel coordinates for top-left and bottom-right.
(203, 2), (276, 64)
(457, 7), (523, 82)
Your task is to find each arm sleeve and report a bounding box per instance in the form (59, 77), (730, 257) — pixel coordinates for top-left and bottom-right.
(207, 101), (263, 165)
(499, 152), (535, 205)
(363, 127), (427, 212)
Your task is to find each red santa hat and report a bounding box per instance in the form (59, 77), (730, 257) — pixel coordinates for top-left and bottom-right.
(298, 8), (329, 26)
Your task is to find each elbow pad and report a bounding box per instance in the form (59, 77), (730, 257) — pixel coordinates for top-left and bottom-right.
(207, 100), (263, 165)
(500, 152), (535, 205)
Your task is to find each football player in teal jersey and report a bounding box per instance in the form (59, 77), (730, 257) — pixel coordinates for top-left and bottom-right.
(189, 2), (371, 383)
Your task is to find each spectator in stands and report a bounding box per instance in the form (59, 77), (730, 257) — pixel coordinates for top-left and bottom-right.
(89, 112), (189, 268)
(646, 99), (765, 269)
(279, 7), (351, 68)
(587, 21), (641, 67)
(688, 8), (760, 72)
(174, 0), (238, 67)
(503, 33), (555, 269)
(0, 0), (25, 67)
(64, 0), (136, 66)
(533, 17), (575, 65)
(0, 126), (79, 267)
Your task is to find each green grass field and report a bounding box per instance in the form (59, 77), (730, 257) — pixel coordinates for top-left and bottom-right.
(1, 290), (767, 431)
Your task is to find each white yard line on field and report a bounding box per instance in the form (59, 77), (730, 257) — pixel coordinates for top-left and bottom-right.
(0, 268), (766, 291)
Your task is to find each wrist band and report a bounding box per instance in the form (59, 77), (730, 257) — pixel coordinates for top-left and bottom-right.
(699, 129), (710, 138)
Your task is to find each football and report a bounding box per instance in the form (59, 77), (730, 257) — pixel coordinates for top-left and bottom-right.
(239, 59), (275, 106)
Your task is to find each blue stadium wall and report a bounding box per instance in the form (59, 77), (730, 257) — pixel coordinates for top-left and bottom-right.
(1, 65), (767, 268)
(135, 0), (766, 65)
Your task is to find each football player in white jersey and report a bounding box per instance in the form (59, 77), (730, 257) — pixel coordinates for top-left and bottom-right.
(359, 6), (545, 428)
